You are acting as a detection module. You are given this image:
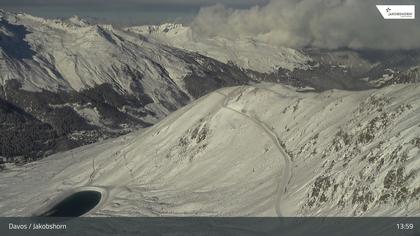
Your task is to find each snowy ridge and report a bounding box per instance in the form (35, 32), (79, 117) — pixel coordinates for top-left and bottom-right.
(1, 11), (187, 96)
(1, 83), (419, 216)
(0, 11), (244, 98)
(126, 24), (312, 73)
(0, 10), (256, 160)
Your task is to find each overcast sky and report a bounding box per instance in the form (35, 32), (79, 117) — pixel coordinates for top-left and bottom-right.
(1, 0), (269, 25)
(1, 0), (267, 7)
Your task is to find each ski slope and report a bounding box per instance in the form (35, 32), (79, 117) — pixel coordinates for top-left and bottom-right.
(0, 83), (419, 217)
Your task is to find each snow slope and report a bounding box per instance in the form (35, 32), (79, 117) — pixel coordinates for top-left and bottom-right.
(1, 11), (252, 104)
(1, 11), (192, 101)
(0, 11), (192, 132)
(126, 24), (312, 73)
(1, 83), (419, 217)
(0, 10), (255, 159)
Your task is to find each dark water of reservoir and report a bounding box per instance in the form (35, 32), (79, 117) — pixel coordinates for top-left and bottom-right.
(39, 191), (101, 217)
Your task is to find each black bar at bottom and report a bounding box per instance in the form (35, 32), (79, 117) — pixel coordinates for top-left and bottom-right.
(1, 217), (419, 236)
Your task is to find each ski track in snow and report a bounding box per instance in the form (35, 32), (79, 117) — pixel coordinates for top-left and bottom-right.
(216, 86), (293, 216)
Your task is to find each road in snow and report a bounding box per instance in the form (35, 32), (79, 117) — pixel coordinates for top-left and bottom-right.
(216, 87), (293, 216)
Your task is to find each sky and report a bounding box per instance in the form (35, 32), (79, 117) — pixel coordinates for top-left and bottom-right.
(1, 0), (269, 25)
(191, 0), (420, 50)
(1, 0), (419, 50)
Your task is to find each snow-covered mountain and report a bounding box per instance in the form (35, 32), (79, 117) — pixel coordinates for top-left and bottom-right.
(0, 10), (253, 160)
(127, 23), (420, 91)
(126, 23), (312, 73)
(1, 84), (419, 216)
(1, 9), (420, 218)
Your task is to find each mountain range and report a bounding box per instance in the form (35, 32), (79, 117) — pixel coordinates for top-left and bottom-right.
(2, 11), (420, 162)
(0, 10), (419, 217)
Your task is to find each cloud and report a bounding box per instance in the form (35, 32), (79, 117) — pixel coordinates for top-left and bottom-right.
(191, 0), (420, 50)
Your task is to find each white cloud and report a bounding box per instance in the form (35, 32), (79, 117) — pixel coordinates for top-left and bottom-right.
(191, 0), (420, 50)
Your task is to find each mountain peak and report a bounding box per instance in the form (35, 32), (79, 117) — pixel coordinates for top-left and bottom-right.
(126, 23), (187, 35)
(67, 15), (90, 27)
(0, 9), (15, 20)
